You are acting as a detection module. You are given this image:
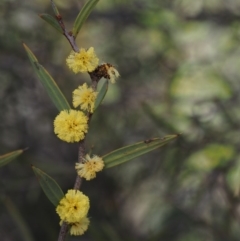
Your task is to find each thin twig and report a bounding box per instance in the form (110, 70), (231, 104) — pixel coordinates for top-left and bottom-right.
(56, 15), (79, 52)
(74, 140), (85, 190)
(51, 0), (79, 52)
(58, 141), (85, 241)
(57, 74), (101, 241)
(57, 222), (69, 241)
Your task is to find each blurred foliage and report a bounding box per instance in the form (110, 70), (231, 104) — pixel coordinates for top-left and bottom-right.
(1, 0), (240, 240)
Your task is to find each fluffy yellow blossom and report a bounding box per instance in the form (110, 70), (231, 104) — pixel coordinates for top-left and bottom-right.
(66, 47), (99, 73)
(75, 154), (105, 181)
(54, 110), (88, 143)
(73, 83), (98, 113)
(106, 65), (120, 83)
(70, 217), (90, 236)
(56, 190), (90, 223)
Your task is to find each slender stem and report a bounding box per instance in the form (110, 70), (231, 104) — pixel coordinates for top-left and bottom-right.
(91, 77), (98, 91)
(51, 0), (79, 52)
(57, 74), (100, 241)
(56, 16), (79, 52)
(57, 222), (69, 241)
(55, 6), (81, 236)
(74, 140), (85, 190)
(57, 140), (85, 241)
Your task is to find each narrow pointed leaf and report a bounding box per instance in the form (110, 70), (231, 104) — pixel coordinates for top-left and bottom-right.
(39, 14), (63, 34)
(0, 149), (25, 168)
(72, 0), (99, 38)
(94, 79), (108, 111)
(50, 0), (60, 16)
(23, 43), (70, 111)
(102, 135), (178, 168)
(32, 166), (64, 206)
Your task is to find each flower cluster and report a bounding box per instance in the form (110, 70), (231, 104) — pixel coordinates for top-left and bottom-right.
(66, 47), (120, 83)
(56, 189), (90, 236)
(53, 46), (119, 237)
(76, 154), (105, 180)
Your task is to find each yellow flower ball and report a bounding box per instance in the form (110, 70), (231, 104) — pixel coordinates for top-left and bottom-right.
(66, 47), (99, 73)
(70, 217), (90, 236)
(56, 190), (90, 223)
(54, 110), (88, 143)
(75, 154), (105, 181)
(73, 83), (98, 113)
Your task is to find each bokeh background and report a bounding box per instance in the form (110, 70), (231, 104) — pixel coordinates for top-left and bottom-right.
(1, 0), (240, 240)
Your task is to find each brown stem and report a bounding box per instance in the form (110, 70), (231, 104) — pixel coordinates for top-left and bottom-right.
(73, 140), (85, 190)
(57, 222), (69, 241)
(72, 74), (101, 192)
(57, 141), (86, 241)
(58, 17), (79, 52)
(51, 0), (79, 52)
(57, 85), (103, 240)
(89, 70), (100, 90)
(57, 74), (100, 241)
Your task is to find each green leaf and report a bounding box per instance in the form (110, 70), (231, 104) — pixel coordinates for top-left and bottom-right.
(32, 166), (64, 206)
(23, 43), (71, 111)
(39, 14), (63, 34)
(0, 149), (25, 168)
(50, 0), (60, 16)
(72, 0), (99, 38)
(94, 79), (108, 111)
(102, 135), (178, 168)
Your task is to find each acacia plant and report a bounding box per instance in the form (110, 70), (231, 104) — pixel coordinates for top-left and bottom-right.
(20, 0), (178, 240)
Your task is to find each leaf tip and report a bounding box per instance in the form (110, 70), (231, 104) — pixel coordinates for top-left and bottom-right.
(22, 43), (32, 55)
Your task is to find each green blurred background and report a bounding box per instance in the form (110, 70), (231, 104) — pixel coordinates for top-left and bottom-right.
(1, 0), (240, 240)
